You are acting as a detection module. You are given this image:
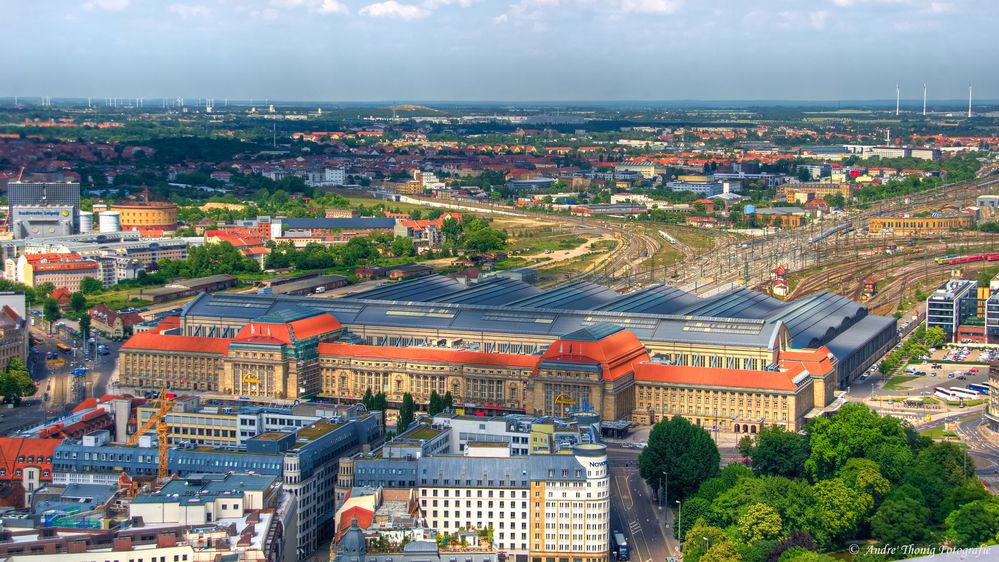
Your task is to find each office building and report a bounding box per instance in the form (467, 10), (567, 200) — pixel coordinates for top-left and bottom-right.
(927, 280), (979, 342)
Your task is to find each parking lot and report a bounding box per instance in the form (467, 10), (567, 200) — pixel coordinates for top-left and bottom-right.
(873, 345), (992, 400)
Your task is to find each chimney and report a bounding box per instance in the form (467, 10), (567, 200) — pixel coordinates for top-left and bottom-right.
(112, 536), (133, 551)
(156, 534), (177, 548)
(67, 541), (88, 554)
(39, 528), (57, 539)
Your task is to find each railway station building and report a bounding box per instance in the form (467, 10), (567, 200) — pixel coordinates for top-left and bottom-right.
(119, 276), (897, 433)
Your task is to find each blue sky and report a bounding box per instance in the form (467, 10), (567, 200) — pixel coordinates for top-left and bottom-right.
(3, 0), (996, 102)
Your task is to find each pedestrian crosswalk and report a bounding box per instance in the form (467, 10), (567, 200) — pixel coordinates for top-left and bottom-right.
(629, 520), (642, 534)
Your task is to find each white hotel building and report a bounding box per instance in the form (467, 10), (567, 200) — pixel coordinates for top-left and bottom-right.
(416, 443), (610, 562)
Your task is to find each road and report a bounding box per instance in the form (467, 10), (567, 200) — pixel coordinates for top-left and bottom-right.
(608, 446), (679, 562)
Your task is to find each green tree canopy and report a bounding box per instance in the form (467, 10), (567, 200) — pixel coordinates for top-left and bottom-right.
(870, 496), (931, 546)
(397, 393), (415, 433)
(749, 425), (808, 479)
(70, 292), (88, 313)
(79, 276), (104, 294)
(738, 503), (782, 544)
(639, 415), (720, 500)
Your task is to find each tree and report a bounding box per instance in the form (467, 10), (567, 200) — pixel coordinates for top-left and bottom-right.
(836, 458), (890, 502)
(391, 236), (415, 257)
(683, 521), (732, 562)
(362, 388), (374, 410)
(813, 478), (873, 545)
(428, 390), (443, 416)
(43, 298), (61, 332)
(79, 277), (104, 295)
(674, 496), (711, 539)
(737, 435), (754, 459)
(70, 292), (88, 313)
(738, 503), (782, 544)
(372, 392), (389, 412)
(766, 531), (816, 562)
(778, 548), (838, 562)
(639, 416), (720, 500)
(749, 425), (808, 479)
(804, 403), (914, 482)
(463, 227), (506, 252)
(397, 393), (415, 433)
(702, 541), (743, 562)
(442, 391), (453, 411)
(441, 217), (463, 247)
(0, 357), (35, 405)
(946, 500), (998, 548)
(78, 315), (91, 343)
(870, 496), (931, 546)
(35, 283), (55, 301)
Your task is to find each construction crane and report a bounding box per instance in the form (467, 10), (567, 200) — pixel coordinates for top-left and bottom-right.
(126, 387), (174, 480)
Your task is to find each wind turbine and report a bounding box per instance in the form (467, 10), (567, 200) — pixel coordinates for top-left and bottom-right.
(895, 84), (900, 116)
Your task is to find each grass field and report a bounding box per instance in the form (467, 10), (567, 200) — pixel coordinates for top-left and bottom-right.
(882, 375), (918, 391)
(507, 234), (588, 255)
(663, 225), (720, 253)
(920, 426), (959, 439)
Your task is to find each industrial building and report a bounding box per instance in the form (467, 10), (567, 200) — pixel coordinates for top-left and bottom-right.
(6, 181), (80, 238)
(868, 213), (975, 236)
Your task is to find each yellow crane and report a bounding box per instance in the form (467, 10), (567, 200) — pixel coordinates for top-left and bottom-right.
(126, 388), (175, 481)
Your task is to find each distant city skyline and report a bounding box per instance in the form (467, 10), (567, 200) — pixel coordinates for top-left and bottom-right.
(4, 0), (997, 102)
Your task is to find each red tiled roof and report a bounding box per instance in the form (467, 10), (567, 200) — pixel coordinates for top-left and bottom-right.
(151, 315), (181, 334)
(318, 342), (538, 368)
(0, 438), (58, 483)
(32, 260), (99, 272)
(635, 362), (807, 391)
(780, 346), (836, 379)
(539, 329), (650, 382)
(121, 332), (231, 355)
(23, 252), (81, 264)
(235, 313), (342, 344)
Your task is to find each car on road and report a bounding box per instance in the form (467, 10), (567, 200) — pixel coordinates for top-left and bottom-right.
(97, 345), (109, 355)
(969, 367), (979, 373)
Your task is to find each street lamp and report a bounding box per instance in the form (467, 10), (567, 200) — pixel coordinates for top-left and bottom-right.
(661, 470), (668, 510)
(676, 500), (682, 543)
(703, 537), (710, 551)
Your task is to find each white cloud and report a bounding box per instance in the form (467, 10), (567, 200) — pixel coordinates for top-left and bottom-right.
(493, 0), (560, 25)
(168, 3), (211, 18)
(494, 0), (684, 26)
(268, 0), (348, 15)
(421, 0), (476, 8)
(810, 10), (829, 28)
(359, 1), (430, 19)
(929, 1), (953, 12)
(620, 0), (683, 14)
(82, 0), (130, 11)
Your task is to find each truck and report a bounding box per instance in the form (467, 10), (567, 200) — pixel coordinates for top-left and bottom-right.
(611, 530), (630, 561)
(56, 342), (73, 354)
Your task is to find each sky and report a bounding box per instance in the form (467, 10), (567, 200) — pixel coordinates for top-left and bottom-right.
(2, 0), (997, 102)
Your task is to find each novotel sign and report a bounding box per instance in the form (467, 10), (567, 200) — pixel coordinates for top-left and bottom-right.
(589, 460), (608, 468)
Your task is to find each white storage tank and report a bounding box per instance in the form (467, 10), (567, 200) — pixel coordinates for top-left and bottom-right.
(78, 210), (94, 233)
(98, 211), (121, 233)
